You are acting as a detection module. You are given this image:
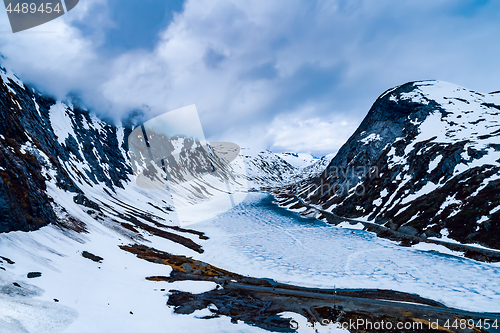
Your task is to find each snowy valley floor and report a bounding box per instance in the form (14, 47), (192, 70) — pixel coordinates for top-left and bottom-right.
(1, 192), (500, 332)
(195, 193), (500, 313)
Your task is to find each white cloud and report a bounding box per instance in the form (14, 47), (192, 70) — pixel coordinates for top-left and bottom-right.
(268, 114), (358, 156)
(0, 1), (103, 99)
(1, 0), (500, 156)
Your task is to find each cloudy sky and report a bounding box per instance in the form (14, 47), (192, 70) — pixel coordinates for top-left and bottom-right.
(1, 0), (499, 156)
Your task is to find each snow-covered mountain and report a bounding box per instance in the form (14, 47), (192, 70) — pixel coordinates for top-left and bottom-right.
(243, 149), (333, 189)
(284, 80), (500, 250)
(0, 60), (336, 332)
(0, 61), (331, 234)
(2, 61), (500, 331)
(275, 152), (320, 168)
(0, 64), (157, 235)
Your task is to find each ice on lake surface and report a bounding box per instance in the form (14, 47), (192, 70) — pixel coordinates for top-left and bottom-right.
(195, 192), (500, 313)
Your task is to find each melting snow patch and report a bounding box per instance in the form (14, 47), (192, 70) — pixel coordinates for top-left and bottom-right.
(400, 90), (429, 105)
(428, 155), (442, 172)
(400, 182), (439, 205)
(360, 133), (381, 144)
(167, 281), (217, 294)
(436, 194), (461, 216)
(49, 102), (77, 146)
(490, 206), (500, 215)
(411, 242), (464, 258)
(476, 216), (489, 224)
(32, 98), (41, 117)
(337, 222), (365, 230)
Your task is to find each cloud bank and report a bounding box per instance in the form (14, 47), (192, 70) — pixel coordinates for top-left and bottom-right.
(1, 0), (499, 155)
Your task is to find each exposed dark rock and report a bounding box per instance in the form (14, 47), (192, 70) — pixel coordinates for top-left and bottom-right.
(0, 255), (14, 264)
(73, 194), (101, 211)
(27, 272), (42, 278)
(81, 251), (103, 263)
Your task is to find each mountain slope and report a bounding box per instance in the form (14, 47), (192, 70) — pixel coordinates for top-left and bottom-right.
(287, 80), (500, 250)
(0, 61), (330, 234)
(0, 62), (206, 248)
(275, 152), (320, 168)
(0, 61), (339, 331)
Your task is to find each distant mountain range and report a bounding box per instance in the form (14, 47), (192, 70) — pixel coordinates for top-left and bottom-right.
(243, 149), (333, 190)
(275, 152), (323, 168)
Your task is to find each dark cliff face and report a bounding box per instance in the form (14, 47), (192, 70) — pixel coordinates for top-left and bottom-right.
(0, 69), (57, 232)
(0, 65), (131, 233)
(294, 81), (500, 249)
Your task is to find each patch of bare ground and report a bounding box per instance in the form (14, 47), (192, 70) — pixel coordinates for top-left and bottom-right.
(121, 244), (496, 333)
(97, 200), (206, 253)
(54, 214), (88, 234)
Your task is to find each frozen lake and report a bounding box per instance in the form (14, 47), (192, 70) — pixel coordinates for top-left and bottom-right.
(195, 192), (500, 313)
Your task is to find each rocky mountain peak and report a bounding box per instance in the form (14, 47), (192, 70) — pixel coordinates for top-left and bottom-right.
(290, 80), (500, 249)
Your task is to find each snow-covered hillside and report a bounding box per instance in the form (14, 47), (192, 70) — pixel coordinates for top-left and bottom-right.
(3, 58), (499, 332)
(0, 61), (338, 332)
(287, 80), (500, 250)
(275, 152), (319, 168)
(0, 62), (266, 332)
